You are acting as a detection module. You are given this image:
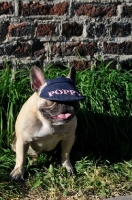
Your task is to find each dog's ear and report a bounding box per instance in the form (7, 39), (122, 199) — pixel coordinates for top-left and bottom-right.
(67, 67), (76, 83)
(30, 66), (46, 91)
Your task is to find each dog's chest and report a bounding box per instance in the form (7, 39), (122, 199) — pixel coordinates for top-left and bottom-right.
(29, 122), (67, 152)
(33, 121), (66, 137)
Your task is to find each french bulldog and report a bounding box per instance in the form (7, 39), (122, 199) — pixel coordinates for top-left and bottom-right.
(10, 66), (85, 180)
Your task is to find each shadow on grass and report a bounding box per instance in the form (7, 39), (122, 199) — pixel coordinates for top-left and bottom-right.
(73, 108), (132, 162)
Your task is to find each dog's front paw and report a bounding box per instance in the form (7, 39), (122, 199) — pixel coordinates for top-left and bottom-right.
(10, 167), (25, 181)
(62, 161), (74, 175)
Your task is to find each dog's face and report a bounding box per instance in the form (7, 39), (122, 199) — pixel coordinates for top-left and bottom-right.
(30, 66), (80, 124)
(37, 99), (80, 124)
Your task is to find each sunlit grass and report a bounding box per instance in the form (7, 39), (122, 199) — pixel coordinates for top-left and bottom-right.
(0, 149), (132, 199)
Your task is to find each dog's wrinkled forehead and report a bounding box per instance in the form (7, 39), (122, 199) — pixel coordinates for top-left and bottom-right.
(39, 77), (85, 102)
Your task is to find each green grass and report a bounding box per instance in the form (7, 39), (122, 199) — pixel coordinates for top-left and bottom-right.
(0, 60), (132, 199)
(0, 149), (132, 199)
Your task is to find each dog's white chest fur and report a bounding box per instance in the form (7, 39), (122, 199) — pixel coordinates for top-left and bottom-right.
(27, 118), (75, 153)
(33, 120), (55, 138)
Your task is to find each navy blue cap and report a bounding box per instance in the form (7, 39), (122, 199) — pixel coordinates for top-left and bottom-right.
(39, 77), (85, 102)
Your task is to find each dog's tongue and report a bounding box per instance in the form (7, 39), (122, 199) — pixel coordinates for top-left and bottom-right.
(57, 113), (72, 119)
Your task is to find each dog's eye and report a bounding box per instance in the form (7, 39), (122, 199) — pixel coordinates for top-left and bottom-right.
(46, 100), (54, 106)
(39, 101), (56, 112)
(43, 101), (56, 108)
(40, 108), (44, 114)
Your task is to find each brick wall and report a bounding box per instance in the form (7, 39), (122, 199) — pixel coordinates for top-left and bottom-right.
(0, 0), (132, 70)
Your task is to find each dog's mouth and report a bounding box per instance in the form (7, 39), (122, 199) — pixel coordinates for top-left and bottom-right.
(52, 113), (72, 120)
(43, 111), (73, 122)
(39, 101), (79, 123)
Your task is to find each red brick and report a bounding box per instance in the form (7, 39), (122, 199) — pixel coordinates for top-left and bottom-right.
(73, 42), (97, 56)
(5, 44), (13, 55)
(103, 42), (132, 55)
(20, 2), (68, 16)
(13, 41), (32, 58)
(51, 44), (61, 56)
(0, 2), (13, 15)
(32, 40), (45, 56)
(20, 2), (51, 16)
(11, 40), (45, 58)
(49, 2), (68, 15)
(75, 4), (116, 17)
(70, 60), (91, 71)
(88, 23), (106, 37)
(111, 23), (131, 37)
(36, 24), (55, 36)
(62, 22), (83, 37)
(8, 23), (32, 37)
(123, 4), (132, 17)
(0, 46), (4, 55)
(51, 42), (97, 57)
(0, 23), (8, 37)
(0, 24), (3, 36)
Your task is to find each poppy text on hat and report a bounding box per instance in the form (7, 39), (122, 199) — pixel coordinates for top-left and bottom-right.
(39, 77), (86, 101)
(48, 89), (82, 97)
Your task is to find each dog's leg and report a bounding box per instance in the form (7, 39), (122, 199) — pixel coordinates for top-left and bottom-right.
(10, 137), (29, 180)
(61, 133), (75, 174)
(28, 146), (38, 165)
